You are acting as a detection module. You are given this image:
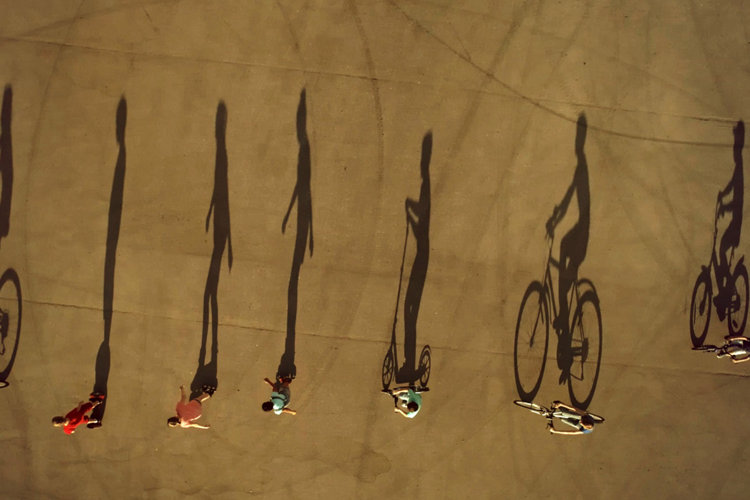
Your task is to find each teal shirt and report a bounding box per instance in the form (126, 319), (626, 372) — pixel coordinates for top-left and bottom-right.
(398, 389), (422, 418)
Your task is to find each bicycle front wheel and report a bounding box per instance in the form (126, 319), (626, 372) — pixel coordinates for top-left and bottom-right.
(514, 282), (549, 402)
(0, 268), (21, 384)
(690, 271), (712, 347)
(728, 263), (749, 336)
(513, 400), (548, 416)
(568, 290), (602, 410)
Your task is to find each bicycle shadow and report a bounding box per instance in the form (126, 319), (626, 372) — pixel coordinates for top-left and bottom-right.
(0, 85), (21, 389)
(89, 96), (127, 425)
(277, 89), (313, 380)
(381, 132), (432, 389)
(190, 101), (232, 400)
(690, 120), (747, 345)
(514, 114), (602, 410)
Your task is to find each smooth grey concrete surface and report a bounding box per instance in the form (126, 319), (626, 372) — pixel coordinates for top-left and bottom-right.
(0, 1), (749, 498)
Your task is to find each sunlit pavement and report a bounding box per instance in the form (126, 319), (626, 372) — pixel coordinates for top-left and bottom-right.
(0, 2), (749, 498)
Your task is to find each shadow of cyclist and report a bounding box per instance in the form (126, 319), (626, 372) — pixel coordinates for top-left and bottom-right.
(546, 114), (590, 384)
(89, 97), (127, 426)
(0, 86), (21, 390)
(395, 132), (432, 384)
(714, 120), (744, 314)
(277, 89), (313, 380)
(190, 101), (232, 400)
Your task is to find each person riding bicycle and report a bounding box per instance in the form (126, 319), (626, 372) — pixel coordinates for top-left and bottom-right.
(714, 120), (744, 311)
(718, 336), (750, 363)
(545, 114), (590, 383)
(546, 401), (595, 435)
(388, 386), (422, 418)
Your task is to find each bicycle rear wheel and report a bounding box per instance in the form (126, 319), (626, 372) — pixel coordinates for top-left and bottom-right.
(728, 263), (749, 336)
(0, 268), (21, 385)
(586, 412), (605, 424)
(690, 271), (712, 347)
(514, 281), (549, 402)
(568, 290), (602, 410)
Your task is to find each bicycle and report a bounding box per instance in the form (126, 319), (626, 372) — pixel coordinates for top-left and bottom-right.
(692, 337), (750, 362)
(0, 268), (21, 389)
(513, 232), (602, 409)
(513, 399), (604, 425)
(690, 200), (748, 347)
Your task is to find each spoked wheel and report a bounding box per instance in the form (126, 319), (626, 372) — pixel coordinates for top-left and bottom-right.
(514, 281), (549, 402)
(690, 271), (712, 347)
(728, 263), (749, 336)
(381, 345), (395, 389)
(418, 345), (431, 387)
(0, 268), (21, 386)
(568, 290), (602, 410)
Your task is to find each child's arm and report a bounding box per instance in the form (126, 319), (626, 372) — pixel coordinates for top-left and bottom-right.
(263, 378), (275, 388)
(282, 408), (297, 415)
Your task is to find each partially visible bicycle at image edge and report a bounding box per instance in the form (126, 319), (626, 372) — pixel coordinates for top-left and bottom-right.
(692, 336), (750, 363)
(690, 199), (748, 346)
(513, 230), (602, 409)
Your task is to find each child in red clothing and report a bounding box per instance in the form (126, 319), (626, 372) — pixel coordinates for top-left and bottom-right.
(52, 393), (105, 434)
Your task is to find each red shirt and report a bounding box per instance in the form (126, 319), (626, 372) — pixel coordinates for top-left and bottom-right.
(63, 402), (94, 435)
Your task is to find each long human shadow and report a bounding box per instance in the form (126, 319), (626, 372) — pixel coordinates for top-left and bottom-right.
(717, 120), (744, 321)
(554, 114), (591, 378)
(89, 97), (127, 425)
(277, 89), (313, 379)
(0, 85), (13, 244)
(395, 132), (432, 385)
(190, 101), (232, 400)
(0, 86), (22, 389)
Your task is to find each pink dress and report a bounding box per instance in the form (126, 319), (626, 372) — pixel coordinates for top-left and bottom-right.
(176, 399), (202, 427)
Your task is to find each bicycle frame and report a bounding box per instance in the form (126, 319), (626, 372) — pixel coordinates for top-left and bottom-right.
(708, 201), (736, 293)
(540, 236), (583, 340)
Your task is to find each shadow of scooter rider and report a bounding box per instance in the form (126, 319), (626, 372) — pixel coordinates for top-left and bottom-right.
(397, 132), (432, 383)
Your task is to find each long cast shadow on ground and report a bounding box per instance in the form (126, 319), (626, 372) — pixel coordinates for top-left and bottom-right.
(0, 85), (22, 389)
(190, 101), (233, 400)
(277, 89), (313, 379)
(89, 97), (127, 424)
(381, 132), (432, 388)
(689, 120), (747, 347)
(513, 114), (603, 410)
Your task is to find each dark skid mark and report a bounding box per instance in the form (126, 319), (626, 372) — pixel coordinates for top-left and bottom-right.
(385, 0), (731, 148)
